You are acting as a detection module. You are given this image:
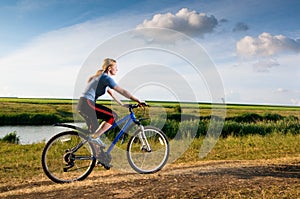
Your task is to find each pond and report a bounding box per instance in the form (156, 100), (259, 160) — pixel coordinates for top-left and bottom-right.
(0, 123), (85, 145)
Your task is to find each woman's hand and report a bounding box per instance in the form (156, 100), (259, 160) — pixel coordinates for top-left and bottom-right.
(138, 102), (148, 107)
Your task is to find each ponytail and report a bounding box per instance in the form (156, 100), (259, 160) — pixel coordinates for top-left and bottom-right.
(87, 70), (102, 83)
(87, 58), (116, 83)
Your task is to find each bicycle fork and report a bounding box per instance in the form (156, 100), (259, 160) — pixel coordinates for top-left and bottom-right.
(138, 125), (152, 152)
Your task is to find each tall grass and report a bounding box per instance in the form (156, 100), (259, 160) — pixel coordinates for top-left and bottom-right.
(0, 142), (45, 181)
(0, 131), (20, 144)
(0, 98), (299, 138)
(108, 112), (300, 139)
(0, 132), (299, 182)
(0, 99), (74, 125)
(0, 113), (66, 125)
(157, 112), (300, 138)
(176, 132), (300, 163)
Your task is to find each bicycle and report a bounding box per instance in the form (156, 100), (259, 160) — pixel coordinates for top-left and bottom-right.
(41, 104), (169, 183)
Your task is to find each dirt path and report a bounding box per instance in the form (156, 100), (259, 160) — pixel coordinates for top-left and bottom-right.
(1, 158), (299, 198)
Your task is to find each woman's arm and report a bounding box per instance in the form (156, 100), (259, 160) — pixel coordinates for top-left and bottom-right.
(107, 88), (124, 106)
(112, 85), (141, 104)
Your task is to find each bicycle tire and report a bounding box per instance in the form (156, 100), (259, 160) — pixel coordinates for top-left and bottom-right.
(41, 131), (96, 183)
(127, 126), (169, 174)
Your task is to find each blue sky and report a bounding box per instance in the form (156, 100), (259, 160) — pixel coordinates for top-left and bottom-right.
(0, 0), (299, 105)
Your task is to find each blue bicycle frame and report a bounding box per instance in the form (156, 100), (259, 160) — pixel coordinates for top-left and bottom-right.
(105, 110), (139, 154)
(54, 105), (146, 157)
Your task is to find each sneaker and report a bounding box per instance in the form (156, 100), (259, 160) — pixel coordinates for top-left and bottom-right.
(97, 160), (112, 170)
(90, 137), (106, 148)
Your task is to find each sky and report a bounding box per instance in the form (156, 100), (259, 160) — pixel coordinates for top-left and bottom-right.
(0, 0), (299, 106)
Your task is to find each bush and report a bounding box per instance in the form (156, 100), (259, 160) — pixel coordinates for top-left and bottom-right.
(167, 113), (198, 121)
(162, 120), (179, 138)
(0, 131), (20, 144)
(284, 115), (299, 121)
(173, 105), (181, 114)
(0, 113), (64, 125)
(151, 112), (299, 138)
(229, 113), (263, 123)
(222, 121), (243, 137)
(263, 113), (284, 121)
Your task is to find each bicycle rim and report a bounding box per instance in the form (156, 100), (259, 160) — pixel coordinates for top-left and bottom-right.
(127, 126), (169, 174)
(42, 131), (96, 183)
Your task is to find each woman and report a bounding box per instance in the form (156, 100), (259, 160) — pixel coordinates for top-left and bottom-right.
(77, 58), (143, 147)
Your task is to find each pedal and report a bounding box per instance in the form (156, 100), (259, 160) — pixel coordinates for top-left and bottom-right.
(97, 161), (112, 170)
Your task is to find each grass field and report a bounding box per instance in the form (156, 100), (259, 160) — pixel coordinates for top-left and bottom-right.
(0, 97), (299, 138)
(0, 97), (299, 124)
(0, 97), (299, 198)
(0, 132), (299, 180)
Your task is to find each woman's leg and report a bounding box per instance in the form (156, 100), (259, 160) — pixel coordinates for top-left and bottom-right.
(92, 121), (112, 138)
(90, 103), (117, 138)
(77, 97), (99, 133)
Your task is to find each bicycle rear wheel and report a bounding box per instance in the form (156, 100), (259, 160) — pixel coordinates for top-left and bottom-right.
(42, 131), (96, 183)
(127, 126), (169, 174)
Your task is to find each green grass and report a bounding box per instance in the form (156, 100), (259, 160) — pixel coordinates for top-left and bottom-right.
(0, 97), (73, 104)
(0, 97), (299, 198)
(0, 142), (45, 181)
(0, 131), (20, 144)
(0, 132), (299, 182)
(0, 98), (75, 125)
(1, 97), (299, 124)
(175, 132), (300, 163)
(0, 97), (299, 139)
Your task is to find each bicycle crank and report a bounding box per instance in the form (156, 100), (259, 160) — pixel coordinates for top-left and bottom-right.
(63, 151), (75, 172)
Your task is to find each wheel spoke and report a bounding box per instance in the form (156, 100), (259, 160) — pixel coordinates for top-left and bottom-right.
(127, 126), (169, 174)
(42, 131), (96, 183)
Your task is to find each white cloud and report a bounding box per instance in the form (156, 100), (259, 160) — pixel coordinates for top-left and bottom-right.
(0, 23), (96, 97)
(275, 88), (288, 93)
(0, 17), (132, 98)
(291, 98), (300, 106)
(236, 32), (300, 58)
(235, 32), (300, 72)
(273, 88), (300, 106)
(136, 8), (218, 37)
(252, 59), (279, 72)
(217, 58), (300, 106)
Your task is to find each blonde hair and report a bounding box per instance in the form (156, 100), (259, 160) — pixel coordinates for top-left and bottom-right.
(88, 58), (116, 82)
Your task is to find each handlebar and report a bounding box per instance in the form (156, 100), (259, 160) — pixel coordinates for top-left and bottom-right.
(123, 103), (149, 124)
(125, 102), (149, 112)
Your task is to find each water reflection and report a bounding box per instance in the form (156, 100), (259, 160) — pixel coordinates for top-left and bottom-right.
(0, 123), (85, 145)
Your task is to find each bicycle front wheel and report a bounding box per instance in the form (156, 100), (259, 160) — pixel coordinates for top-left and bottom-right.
(127, 126), (169, 174)
(41, 131), (96, 183)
